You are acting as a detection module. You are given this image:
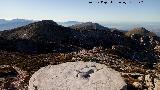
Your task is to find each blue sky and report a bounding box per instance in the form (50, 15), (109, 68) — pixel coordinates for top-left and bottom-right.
(0, 0), (160, 22)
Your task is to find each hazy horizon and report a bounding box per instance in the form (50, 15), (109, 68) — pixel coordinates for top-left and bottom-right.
(0, 0), (160, 23)
(1, 18), (160, 32)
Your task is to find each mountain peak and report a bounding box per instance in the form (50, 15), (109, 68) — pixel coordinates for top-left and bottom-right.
(133, 27), (148, 31)
(69, 22), (109, 30)
(125, 27), (156, 36)
(27, 20), (58, 27)
(37, 20), (58, 25)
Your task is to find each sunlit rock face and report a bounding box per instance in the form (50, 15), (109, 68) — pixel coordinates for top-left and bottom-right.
(28, 61), (126, 90)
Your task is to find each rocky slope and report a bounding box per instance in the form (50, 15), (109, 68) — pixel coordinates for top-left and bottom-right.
(0, 20), (160, 89)
(0, 20), (128, 53)
(0, 20), (160, 63)
(0, 20), (82, 53)
(0, 48), (160, 90)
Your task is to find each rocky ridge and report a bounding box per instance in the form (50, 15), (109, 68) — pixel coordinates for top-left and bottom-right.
(0, 20), (160, 89)
(0, 20), (159, 63)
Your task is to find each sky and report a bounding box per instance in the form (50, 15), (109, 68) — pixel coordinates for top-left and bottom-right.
(0, 0), (160, 23)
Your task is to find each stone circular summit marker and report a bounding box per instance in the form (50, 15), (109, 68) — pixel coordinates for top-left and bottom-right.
(29, 61), (126, 90)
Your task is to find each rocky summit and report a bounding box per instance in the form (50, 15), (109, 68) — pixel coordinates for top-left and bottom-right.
(29, 61), (126, 90)
(69, 22), (109, 30)
(0, 20), (160, 90)
(125, 27), (157, 37)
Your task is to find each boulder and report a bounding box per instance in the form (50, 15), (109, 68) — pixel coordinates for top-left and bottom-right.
(154, 79), (160, 90)
(29, 61), (126, 90)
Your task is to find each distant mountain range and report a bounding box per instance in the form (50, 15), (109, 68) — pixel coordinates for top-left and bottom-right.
(51, 21), (160, 36)
(0, 20), (81, 31)
(0, 19), (34, 31)
(0, 19), (160, 37)
(101, 22), (160, 36)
